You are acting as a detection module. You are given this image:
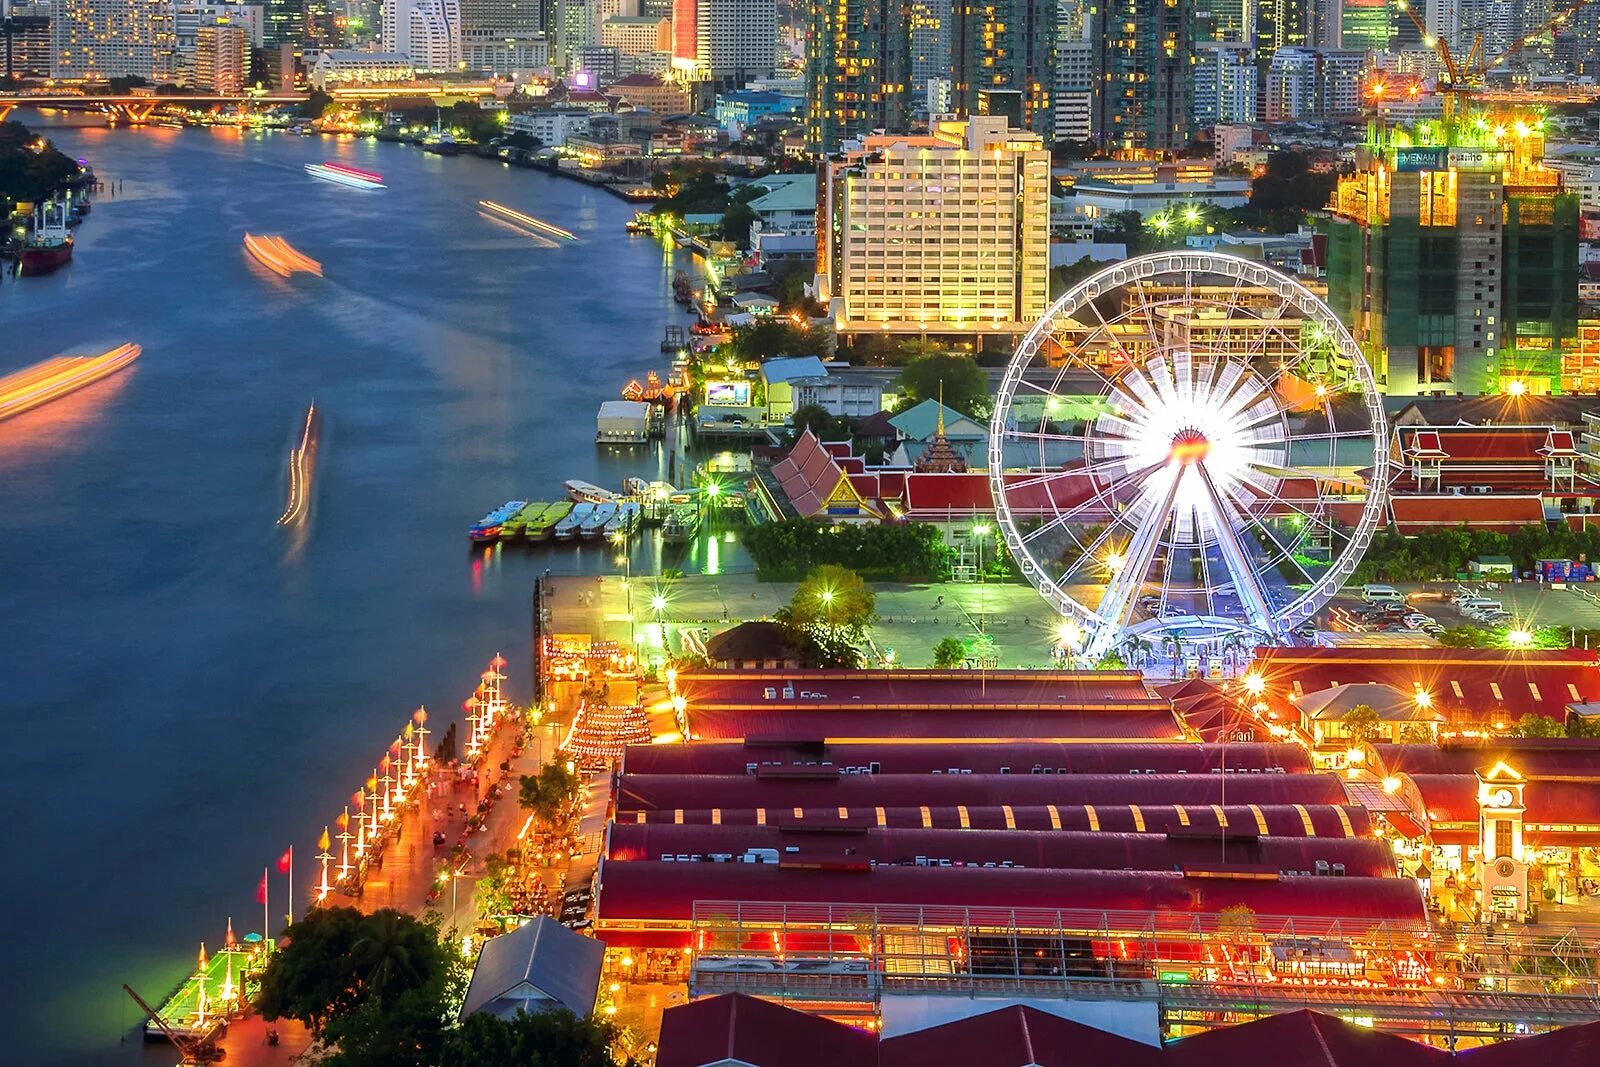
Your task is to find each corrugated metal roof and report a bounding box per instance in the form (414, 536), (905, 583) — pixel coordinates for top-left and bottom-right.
(458, 915), (604, 1020)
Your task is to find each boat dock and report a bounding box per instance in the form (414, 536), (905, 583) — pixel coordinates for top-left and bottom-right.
(469, 498), (640, 544)
(148, 943), (259, 1040)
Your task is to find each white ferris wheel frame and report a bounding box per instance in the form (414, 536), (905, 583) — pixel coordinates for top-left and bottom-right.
(986, 250), (1391, 655)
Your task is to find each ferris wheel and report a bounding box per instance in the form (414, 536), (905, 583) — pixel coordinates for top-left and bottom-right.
(987, 252), (1389, 663)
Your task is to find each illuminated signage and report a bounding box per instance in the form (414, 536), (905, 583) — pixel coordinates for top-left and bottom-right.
(1394, 148), (1447, 172)
(1448, 148), (1506, 171)
(705, 380), (750, 406)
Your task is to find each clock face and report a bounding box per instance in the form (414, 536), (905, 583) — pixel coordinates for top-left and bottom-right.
(1492, 788), (1515, 808)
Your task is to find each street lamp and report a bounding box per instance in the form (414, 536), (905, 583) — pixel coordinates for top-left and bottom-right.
(972, 523), (990, 575)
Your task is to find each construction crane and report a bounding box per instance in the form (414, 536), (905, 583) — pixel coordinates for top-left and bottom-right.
(122, 984), (227, 1065)
(1394, 0), (1600, 109)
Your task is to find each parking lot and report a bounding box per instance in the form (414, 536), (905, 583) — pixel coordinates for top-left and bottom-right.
(1324, 581), (1600, 642)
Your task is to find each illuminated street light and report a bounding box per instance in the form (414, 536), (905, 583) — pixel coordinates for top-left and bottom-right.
(1506, 379), (1526, 397)
(1507, 628), (1534, 648)
(1242, 672), (1266, 697)
(1057, 620), (1082, 649)
(1415, 690), (1433, 708)
(650, 594), (668, 614)
(1105, 550), (1124, 573)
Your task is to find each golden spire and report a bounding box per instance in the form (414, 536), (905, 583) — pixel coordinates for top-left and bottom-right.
(936, 380), (946, 437)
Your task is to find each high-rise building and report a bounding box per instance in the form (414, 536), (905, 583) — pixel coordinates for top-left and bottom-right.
(50, 0), (175, 78)
(1324, 117), (1580, 395)
(1264, 46), (1363, 120)
(602, 13), (670, 52)
(1091, 0), (1192, 152)
(1193, 40), (1257, 127)
(458, 0), (543, 34)
(803, 0), (910, 153)
(262, 0), (299, 47)
(671, 0), (694, 65)
(3, 2), (53, 78)
(1256, 0), (1310, 54)
(195, 18), (246, 88)
(950, 0), (1054, 135)
(1340, 0), (1388, 50)
(1053, 36), (1094, 141)
(908, 0), (952, 108)
(816, 116), (1051, 341)
(546, 0), (589, 67)
(695, 0), (775, 88)
(461, 27), (548, 71)
(1193, 0), (1249, 41)
(382, 0), (462, 70)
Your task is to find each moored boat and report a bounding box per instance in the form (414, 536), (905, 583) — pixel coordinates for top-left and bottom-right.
(604, 501), (640, 538)
(554, 502), (594, 541)
(662, 502), (701, 545)
(563, 479), (617, 504)
(499, 501), (547, 540)
(581, 502), (617, 539)
(19, 200), (73, 275)
(469, 499), (526, 542)
(526, 501), (571, 541)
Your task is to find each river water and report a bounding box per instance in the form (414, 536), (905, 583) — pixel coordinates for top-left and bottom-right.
(0, 116), (739, 1064)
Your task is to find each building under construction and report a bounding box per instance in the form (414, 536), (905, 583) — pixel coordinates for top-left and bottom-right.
(1324, 110), (1580, 397)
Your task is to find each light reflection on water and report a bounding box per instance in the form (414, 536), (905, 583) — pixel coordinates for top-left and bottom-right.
(0, 115), (749, 1065)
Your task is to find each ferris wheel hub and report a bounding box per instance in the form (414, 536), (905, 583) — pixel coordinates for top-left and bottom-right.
(1169, 428), (1211, 465)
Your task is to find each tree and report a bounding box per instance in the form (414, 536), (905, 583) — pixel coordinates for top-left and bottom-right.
(1510, 713), (1567, 738)
(721, 198), (757, 246)
(790, 403), (850, 441)
(1567, 715), (1600, 739)
(1397, 722), (1435, 744)
(257, 907), (459, 1056)
(728, 319), (816, 361)
(777, 565), (876, 667)
(301, 89), (334, 119)
(1341, 704), (1382, 744)
(519, 760), (581, 827)
(932, 637), (968, 668)
(440, 1007), (630, 1067)
(0, 122), (81, 207)
(898, 352), (990, 419)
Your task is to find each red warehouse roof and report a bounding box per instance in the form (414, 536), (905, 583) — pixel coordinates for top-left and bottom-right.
(1168, 1008), (1450, 1067)
(1388, 495), (1546, 534)
(656, 992), (876, 1067)
(879, 1005), (1163, 1067)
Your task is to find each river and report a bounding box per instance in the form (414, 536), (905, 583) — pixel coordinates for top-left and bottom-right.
(0, 116), (742, 1064)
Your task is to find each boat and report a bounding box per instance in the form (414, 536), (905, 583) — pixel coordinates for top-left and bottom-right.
(662, 503), (701, 545)
(304, 161), (387, 190)
(0, 343), (141, 422)
(244, 233), (322, 278)
(478, 200), (577, 241)
(499, 501), (548, 540)
(422, 111), (459, 156)
(563, 479), (617, 504)
(468, 499), (527, 542)
(526, 501), (572, 541)
(604, 501), (640, 538)
(554, 502), (594, 541)
(581, 502), (617, 539)
(19, 201), (73, 275)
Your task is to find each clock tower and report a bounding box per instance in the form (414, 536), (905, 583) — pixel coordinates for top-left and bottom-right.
(1477, 762), (1529, 921)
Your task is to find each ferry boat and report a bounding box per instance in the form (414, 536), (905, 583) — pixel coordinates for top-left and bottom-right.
(19, 201), (73, 275)
(0, 343), (141, 422)
(604, 501), (640, 538)
(304, 161), (387, 190)
(554, 502), (594, 541)
(581, 502), (617, 539)
(498, 501), (548, 540)
(478, 200), (577, 242)
(469, 499), (527, 542)
(563, 479), (617, 504)
(526, 501), (572, 541)
(662, 502), (701, 545)
(421, 113), (458, 156)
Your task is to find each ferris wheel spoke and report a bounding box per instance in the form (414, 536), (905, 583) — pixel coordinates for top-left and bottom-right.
(1053, 518), (1131, 591)
(1230, 476), (1344, 540)
(1084, 467), (1183, 660)
(1194, 463), (1280, 638)
(1218, 488), (1320, 587)
(1018, 460), (1165, 544)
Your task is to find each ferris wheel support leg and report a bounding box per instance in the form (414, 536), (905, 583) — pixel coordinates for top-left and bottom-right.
(1084, 466), (1184, 662)
(1195, 463), (1282, 644)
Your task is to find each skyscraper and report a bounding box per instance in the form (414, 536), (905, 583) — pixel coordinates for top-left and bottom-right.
(803, 0), (910, 153)
(50, 0), (175, 78)
(696, 0), (776, 88)
(1091, 0), (1192, 152)
(908, 0), (952, 108)
(950, 0), (1054, 134)
(1193, 40), (1257, 126)
(458, 0), (544, 34)
(382, 0), (463, 69)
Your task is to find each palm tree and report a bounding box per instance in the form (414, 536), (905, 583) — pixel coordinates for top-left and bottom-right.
(351, 910), (427, 1004)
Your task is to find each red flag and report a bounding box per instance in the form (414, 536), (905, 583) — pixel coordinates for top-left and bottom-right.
(277, 847), (292, 874)
(255, 870), (268, 904)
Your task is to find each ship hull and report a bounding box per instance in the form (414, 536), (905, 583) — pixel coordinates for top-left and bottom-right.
(20, 241), (73, 275)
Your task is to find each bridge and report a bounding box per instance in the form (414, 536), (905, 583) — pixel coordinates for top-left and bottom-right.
(0, 93), (306, 123)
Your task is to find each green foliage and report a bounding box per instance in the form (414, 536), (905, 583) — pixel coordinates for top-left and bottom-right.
(743, 519), (952, 581)
(790, 403), (852, 441)
(0, 122), (81, 207)
(1050, 256), (1107, 299)
(1239, 151), (1336, 216)
(728, 320), (818, 361)
(1353, 523), (1600, 583)
(789, 564), (876, 630)
(1341, 704), (1381, 743)
(1397, 722), (1435, 744)
(108, 75), (150, 93)
(721, 198), (757, 246)
(257, 907), (461, 1057)
(898, 352), (990, 418)
(1511, 713), (1568, 738)
(1566, 715), (1600, 738)
(932, 636), (968, 668)
(1093, 210), (1149, 253)
(519, 760), (581, 826)
(302, 89), (334, 118)
(1436, 625), (1569, 650)
(652, 170), (731, 217)
(440, 1007), (630, 1067)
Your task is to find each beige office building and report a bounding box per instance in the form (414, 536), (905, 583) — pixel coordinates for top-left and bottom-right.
(817, 116), (1051, 342)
